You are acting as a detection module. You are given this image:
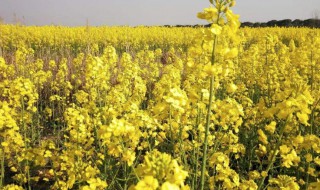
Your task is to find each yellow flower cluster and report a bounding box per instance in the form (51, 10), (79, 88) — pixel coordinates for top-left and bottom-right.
(131, 150), (189, 190)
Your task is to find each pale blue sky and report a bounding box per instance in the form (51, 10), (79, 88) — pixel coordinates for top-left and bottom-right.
(0, 0), (319, 26)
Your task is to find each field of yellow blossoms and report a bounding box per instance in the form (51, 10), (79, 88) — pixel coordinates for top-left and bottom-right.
(0, 0), (320, 189)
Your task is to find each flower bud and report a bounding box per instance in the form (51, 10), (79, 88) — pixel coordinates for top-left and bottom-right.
(230, 1), (236, 7)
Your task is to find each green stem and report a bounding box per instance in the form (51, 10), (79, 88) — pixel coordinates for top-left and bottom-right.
(0, 150), (4, 188)
(305, 161), (310, 190)
(124, 163), (128, 190)
(104, 147), (107, 175)
(200, 32), (218, 190)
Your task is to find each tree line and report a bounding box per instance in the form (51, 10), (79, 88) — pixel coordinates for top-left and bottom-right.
(164, 19), (320, 28)
(241, 19), (320, 28)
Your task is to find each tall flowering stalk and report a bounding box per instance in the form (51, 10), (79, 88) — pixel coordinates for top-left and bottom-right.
(196, 0), (240, 189)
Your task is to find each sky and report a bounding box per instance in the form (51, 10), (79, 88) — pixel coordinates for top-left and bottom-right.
(0, 0), (319, 26)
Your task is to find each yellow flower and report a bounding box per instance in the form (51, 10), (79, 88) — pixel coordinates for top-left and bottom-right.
(134, 176), (159, 190)
(268, 175), (299, 190)
(308, 181), (320, 190)
(122, 149), (136, 166)
(164, 88), (188, 113)
(224, 48), (238, 59)
(134, 150), (188, 188)
(161, 182), (179, 190)
(197, 7), (218, 23)
(86, 178), (107, 189)
(225, 9), (240, 30)
(305, 153), (313, 162)
(307, 167), (316, 177)
(209, 152), (230, 167)
(279, 145), (290, 155)
(265, 121), (276, 134)
(296, 112), (309, 126)
(10, 167), (18, 172)
(249, 170), (261, 180)
(1, 141), (9, 147)
(2, 184), (24, 190)
(44, 150), (52, 158)
(293, 135), (304, 147)
(261, 171), (268, 178)
(239, 179), (258, 190)
(257, 129), (268, 145)
(230, 0), (236, 7)
(227, 83), (238, 94)
(210, 24), (222, 35)
(281, 149), (300, 168)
